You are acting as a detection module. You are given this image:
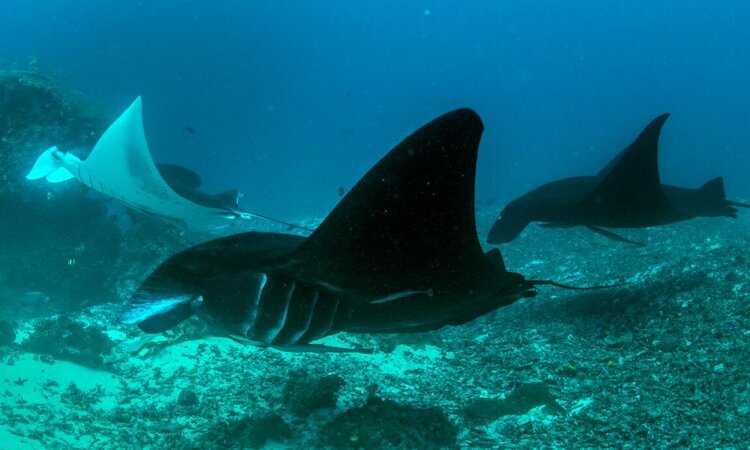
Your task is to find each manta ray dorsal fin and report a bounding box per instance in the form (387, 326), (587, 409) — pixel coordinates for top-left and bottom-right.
(582, 113), (675, 217)
(291, 109), (497, 295)
(215, 189), (242, 209)
(698, 176), (726, 201)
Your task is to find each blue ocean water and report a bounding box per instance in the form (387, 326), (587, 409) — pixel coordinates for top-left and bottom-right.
(4, 3), (750, 448)
(2, 1), (748, 219)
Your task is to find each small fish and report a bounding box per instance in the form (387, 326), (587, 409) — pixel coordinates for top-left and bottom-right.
(21, 291), (50, 306)
(185, 126), (195, 134)
(337, 186), (346, 197)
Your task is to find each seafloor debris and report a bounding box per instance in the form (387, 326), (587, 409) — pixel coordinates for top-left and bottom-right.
(197, 413), (292, 449)
(0, 70), (121, 310)
(464, 382), (566, 423)
(0, 213), (749, 448)
(283, 369), (345, 417)
(0, 319), (15, 346)
(0, 70), (113, 192)
(177, 388), (199, 407)
(59, 382), (102, 410)
(321, 395), (459, 449)
(21, 315), (114, 369)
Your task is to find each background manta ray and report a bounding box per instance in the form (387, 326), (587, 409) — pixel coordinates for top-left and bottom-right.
(487, 113), (750, 246)
(25, 97), (305, 233)
(155, 163), (244, 213)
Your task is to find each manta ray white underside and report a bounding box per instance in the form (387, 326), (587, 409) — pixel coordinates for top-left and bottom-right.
(26, 97), (263, 233)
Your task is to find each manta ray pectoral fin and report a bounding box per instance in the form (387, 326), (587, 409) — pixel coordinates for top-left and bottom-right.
(583, 114), (677, 218)
(290, 109), (503, 299)
(26, 146), (74, 182)
(485, 248), (507, 272)
(586, 226), (645, 247)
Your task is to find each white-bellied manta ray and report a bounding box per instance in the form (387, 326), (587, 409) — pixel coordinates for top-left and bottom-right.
(121, 108), (613, 353)
(25, 97), (306, 233)
(487, 113), (749, 246)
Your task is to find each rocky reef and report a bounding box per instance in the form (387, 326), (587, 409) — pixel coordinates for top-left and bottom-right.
(0, 71), (189, 315)
(0, 319), (15, 346)
(0, 70), (114, 171)
(0, 71), (122, 312)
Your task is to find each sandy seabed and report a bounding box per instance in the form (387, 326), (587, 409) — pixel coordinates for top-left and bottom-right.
(1, 210), (749, 449)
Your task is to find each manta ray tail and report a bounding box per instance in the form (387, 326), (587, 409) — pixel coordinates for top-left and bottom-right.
(26, 146), (75, 183)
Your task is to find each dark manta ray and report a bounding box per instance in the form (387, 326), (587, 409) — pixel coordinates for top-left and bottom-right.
(488, 114), (749, 246)
(156, 163), (244, 213)
(123, 109), (596, 353)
